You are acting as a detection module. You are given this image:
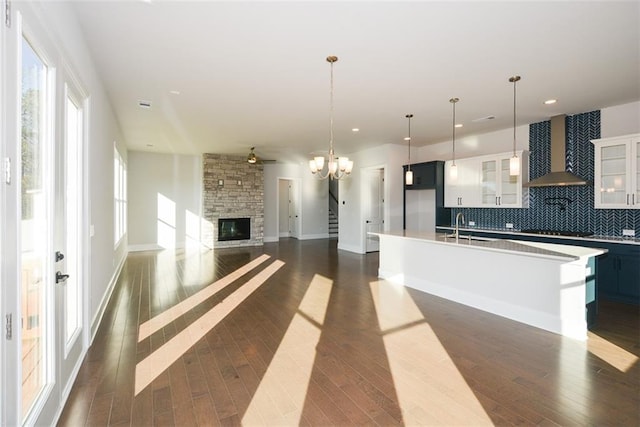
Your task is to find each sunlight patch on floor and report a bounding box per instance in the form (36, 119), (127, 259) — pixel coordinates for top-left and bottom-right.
(369, 280), (493, 425)
(134, 259), (284, 395)
(242, 274), (333, 425)
(138, 254), (271, 341)
(588, 333), (638, 372)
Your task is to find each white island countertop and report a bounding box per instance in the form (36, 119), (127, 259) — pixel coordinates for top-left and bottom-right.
(371, 230), (608, 340)
(374, 230), (607, 262)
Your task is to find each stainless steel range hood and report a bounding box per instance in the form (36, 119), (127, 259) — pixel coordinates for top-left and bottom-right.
(524, 115), (589, 187)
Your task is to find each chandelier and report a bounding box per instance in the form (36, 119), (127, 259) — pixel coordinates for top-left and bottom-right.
(309, 56), (353, 180)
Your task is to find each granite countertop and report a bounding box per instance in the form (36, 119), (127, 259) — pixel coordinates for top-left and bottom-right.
(372, 231), (608, 262)
(436, 226), (640, 246)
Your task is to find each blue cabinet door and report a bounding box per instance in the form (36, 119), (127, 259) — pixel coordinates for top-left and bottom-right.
(597, 253), (619, 298)
(617, 253), (640, 303)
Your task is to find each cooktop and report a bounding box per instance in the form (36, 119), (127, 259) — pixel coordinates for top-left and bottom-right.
(520, 229), (594, 238)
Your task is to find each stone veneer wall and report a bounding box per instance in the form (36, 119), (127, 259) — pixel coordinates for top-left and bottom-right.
(202, 154), (264, 248)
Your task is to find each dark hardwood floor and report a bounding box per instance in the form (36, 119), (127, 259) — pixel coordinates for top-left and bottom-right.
(58, 238), (640, 426)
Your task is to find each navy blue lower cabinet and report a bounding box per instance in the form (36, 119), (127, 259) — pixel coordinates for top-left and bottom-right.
(596, 252), (619, 298)
(604, 250), (640, 304)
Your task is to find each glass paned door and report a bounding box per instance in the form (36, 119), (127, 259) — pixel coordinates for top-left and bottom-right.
(20, 36), (51, 420)
(64, 96), (81, 345)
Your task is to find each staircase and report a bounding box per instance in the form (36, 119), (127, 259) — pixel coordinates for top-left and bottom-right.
(329, 209), (339, 238)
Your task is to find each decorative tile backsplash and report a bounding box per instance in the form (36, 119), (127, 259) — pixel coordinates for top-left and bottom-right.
(450, 110), (640, 237)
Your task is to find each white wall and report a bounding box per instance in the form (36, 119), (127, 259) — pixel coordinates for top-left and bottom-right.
(33, 1), (128, 336)
(128, 152), (202, 251)
(419, 124), (530, 163)
(263, 162), (329, 241)
(337, 143), (408, 254)
(601, 101), (640, 137)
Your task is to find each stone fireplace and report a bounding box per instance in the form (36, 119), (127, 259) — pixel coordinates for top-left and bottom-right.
(202, 154), (264, 248)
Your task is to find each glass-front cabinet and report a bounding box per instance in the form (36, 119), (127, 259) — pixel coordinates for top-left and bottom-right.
(592, 134), (640, 209)
(445, 150), (528, 208)
(477, 151), (528, 208)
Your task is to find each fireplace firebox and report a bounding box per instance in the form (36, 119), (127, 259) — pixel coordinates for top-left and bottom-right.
(218, 218), (251, 241)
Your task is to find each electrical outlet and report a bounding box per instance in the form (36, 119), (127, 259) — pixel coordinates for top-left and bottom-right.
(506, 223), (514, 229)
(622, 229), (635, 237)
(468, 221), (476, 226)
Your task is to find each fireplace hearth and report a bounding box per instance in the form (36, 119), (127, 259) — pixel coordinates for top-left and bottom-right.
(218, 218), (251, 241)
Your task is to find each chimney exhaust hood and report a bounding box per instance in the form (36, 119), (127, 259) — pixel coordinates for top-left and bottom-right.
(524, 115), (590, 188)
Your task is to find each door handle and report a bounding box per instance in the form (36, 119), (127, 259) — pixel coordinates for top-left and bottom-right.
(55, 251), (65, 262)
(56, 271), (70, 284)
(366, 220), (371, 223)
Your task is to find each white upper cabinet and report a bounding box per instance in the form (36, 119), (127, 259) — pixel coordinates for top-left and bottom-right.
(444, 157), (480, 207)
(592, 133), (640, 209)
(445, 151), (528, 208)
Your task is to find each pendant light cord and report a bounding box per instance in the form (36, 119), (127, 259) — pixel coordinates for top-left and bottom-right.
(510, 75), (521, 156)
(450, 98), (459, 164)
(452, 101), (456, 163)
(329, 58), (334, 153)
(513, 78), (516, 154)
(406, 114), (412, 171)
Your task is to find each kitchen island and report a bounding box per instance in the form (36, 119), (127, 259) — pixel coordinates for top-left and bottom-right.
(372, 231), (607, 340)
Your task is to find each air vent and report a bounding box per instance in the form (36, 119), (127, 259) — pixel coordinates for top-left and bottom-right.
(138, 100), (152, 109)
(472, 115), (496, 122)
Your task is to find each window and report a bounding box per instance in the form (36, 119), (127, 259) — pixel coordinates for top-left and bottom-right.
(114, 145), (127, 245)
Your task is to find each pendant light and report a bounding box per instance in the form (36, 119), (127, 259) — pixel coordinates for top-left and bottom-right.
(509, 75), (521, 176)
(449, 98), (459, 181)
(405, 114), (414, 185)
(309, 56), (353, 180)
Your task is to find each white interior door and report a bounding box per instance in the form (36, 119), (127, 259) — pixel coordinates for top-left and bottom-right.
(364, 168), (385, 253)
(289, 179), (300, 239)
(278, 179), (290, 237)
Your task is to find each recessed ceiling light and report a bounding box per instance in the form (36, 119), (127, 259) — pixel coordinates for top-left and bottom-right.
(455, 123), (463, 128)
(352, 128), (359, 132)
(544, 99), (557, 105)
(138, 100), (152, 109)
(403, 137), (411, 141)
(169, 90), (181, 95)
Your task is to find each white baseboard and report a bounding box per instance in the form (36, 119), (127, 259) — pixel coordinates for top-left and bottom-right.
(90, 252), (126, 342)
(299, 233), (330, 240)
(128, 243), (163, 252)
(263, 236), (279, 243)
(337, 242), (364, 254)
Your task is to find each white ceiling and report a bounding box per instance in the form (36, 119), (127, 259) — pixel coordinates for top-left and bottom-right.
(71, 1), (640, 164)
